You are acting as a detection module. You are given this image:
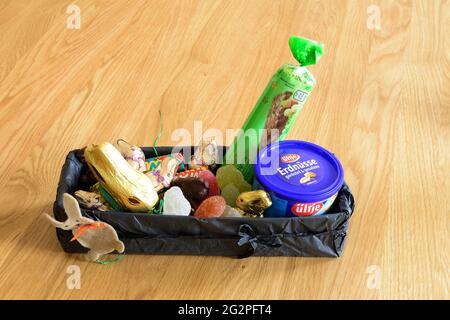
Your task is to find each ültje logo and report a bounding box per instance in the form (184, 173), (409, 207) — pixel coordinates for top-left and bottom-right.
(291, 202), (323, 216)
(281, 153), (300, 163)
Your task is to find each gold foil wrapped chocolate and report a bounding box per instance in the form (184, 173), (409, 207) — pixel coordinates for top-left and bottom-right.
(235, 190), (272, 218)
(84, 143), (158, 212)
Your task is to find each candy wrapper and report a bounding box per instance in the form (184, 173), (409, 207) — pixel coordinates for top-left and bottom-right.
(235, 190), (272, 218)
(224, 36), (324, 182)
(74, 190), (112, 211)
(145, 153), (185, 172)
(146, 157), (180, 192)
(189, 137), (219, 169)
(145, 153), (185, 192)
(115, 139), (147, 172)
(84, 142), (159, 212)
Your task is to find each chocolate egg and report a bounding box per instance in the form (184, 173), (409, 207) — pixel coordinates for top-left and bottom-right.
(171, 177), (209, 209)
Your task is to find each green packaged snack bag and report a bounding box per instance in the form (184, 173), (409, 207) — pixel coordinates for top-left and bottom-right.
(224, 36), (324, 182)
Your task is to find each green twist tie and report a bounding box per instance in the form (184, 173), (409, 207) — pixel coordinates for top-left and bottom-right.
(151, 199), (164, 215)
(95, 255), (124, 265)
(152, 109), (163, 157)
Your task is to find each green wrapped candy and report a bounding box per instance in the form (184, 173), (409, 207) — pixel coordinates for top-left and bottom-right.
(224, 36), (324, 182)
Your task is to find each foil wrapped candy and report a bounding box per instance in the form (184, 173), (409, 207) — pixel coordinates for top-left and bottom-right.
(235, 190), (272, 218)
(84, 142), (159, 212)
(74, 190), (112, 211)
(189, 137), (219, 169)
(146, 156), (180, 192)
(115, 139), (147, 172)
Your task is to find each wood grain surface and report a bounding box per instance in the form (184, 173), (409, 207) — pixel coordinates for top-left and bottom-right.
(0, 0), (448, 299)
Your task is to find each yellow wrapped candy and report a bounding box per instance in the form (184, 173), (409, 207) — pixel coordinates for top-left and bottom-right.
(84, 143), (158, 212)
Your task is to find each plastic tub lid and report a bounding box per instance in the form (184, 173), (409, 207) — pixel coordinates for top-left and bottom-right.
(254, 140), (344, 203)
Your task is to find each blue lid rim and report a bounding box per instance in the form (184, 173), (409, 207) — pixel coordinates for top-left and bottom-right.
(254, 140), (344, 203)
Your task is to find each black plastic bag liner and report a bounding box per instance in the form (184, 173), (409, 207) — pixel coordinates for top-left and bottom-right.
(53, 146), (355, 258)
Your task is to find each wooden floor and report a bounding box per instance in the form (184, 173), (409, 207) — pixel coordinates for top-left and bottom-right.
(0, 0), (448, 300)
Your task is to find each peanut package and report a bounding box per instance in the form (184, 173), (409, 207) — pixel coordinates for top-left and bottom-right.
(224, 36), (324, 182)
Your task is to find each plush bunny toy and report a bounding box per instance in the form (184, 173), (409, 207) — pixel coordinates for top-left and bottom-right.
(44, 193), (124, 261)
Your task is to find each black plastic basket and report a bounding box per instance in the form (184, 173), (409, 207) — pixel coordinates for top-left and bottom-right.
(53, 146), (355, 258)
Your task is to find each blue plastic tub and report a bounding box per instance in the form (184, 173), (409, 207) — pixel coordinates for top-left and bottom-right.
(254, 140), (344, 217)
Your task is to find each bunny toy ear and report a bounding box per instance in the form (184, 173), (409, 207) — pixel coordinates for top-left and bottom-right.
(63, 193), (83, 220)
(63, 193), (96, 226)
